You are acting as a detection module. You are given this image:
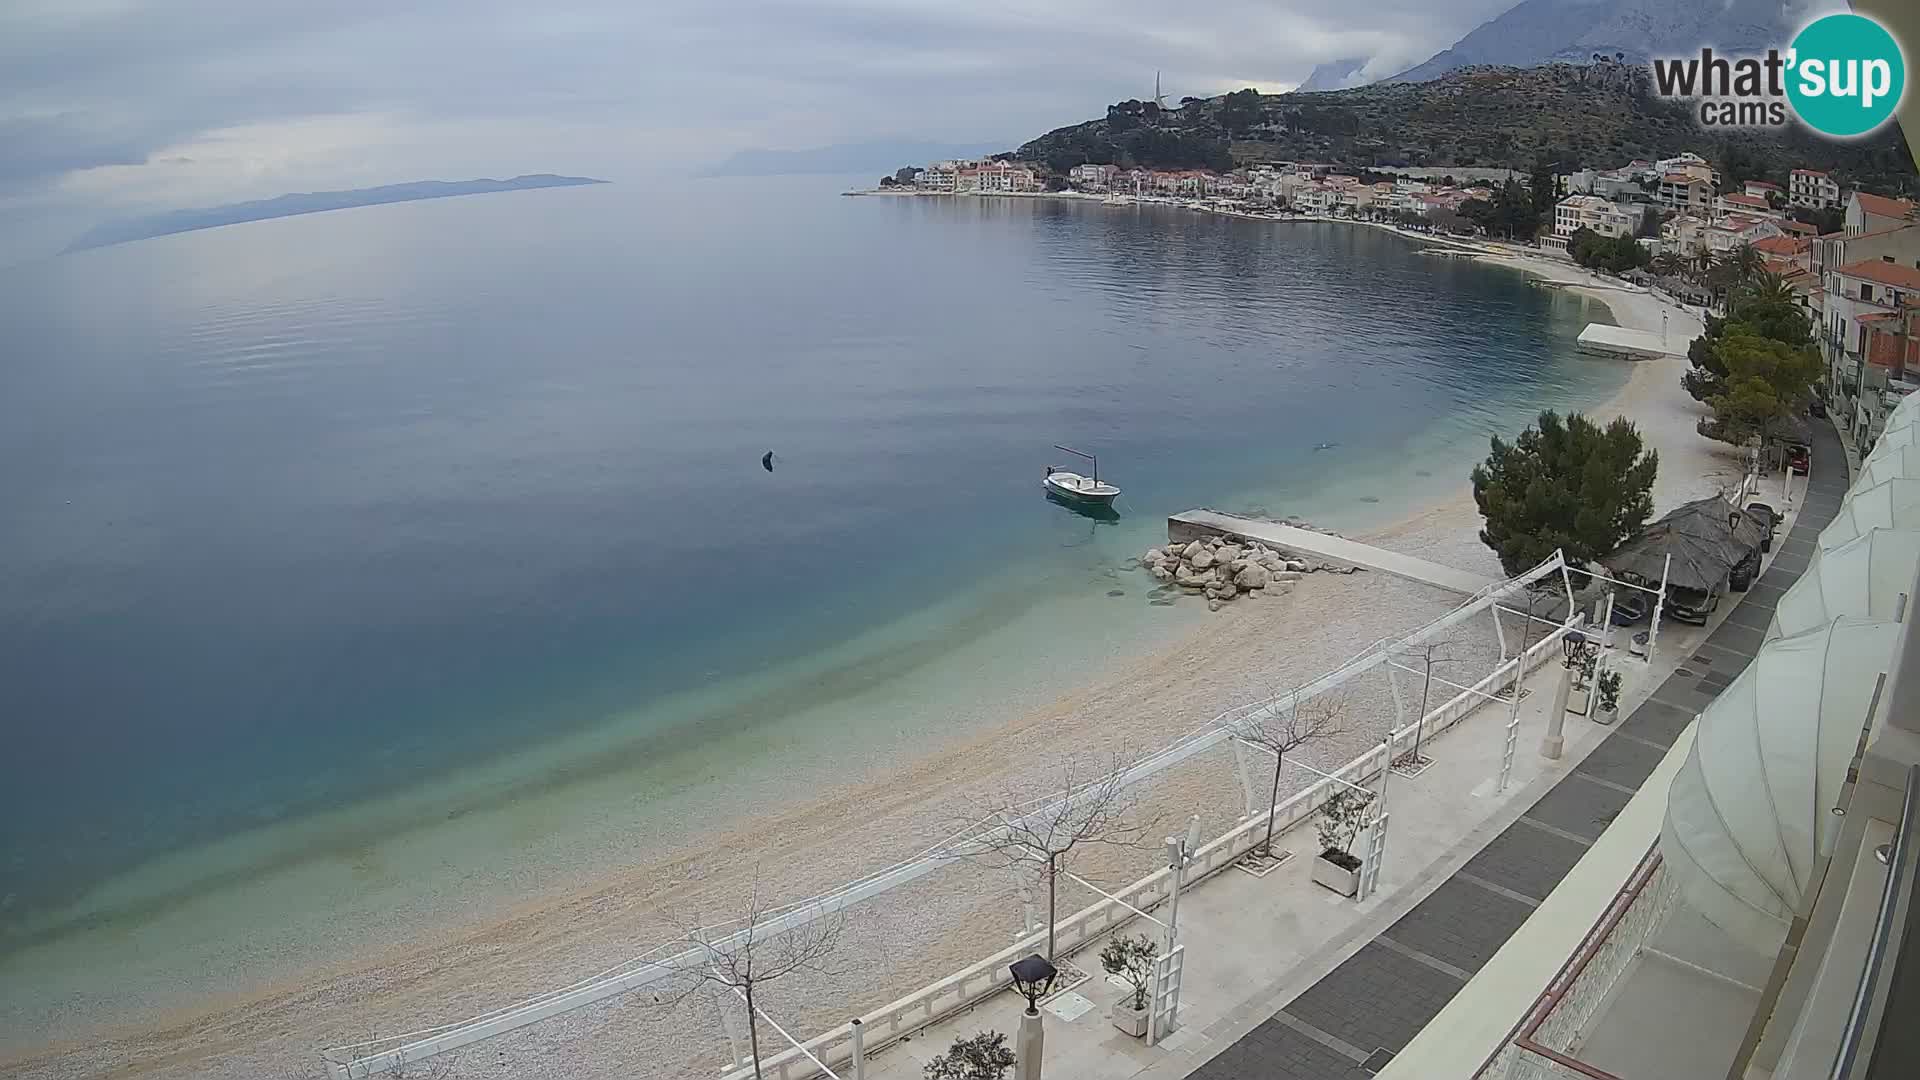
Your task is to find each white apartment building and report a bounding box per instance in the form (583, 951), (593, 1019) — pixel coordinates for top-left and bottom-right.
(1791, 167), (1842, 209)
(1657, 173), (1716, 215)
(1545, 194), (1644, 250)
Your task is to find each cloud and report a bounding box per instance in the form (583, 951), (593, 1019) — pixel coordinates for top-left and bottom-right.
(0, 0), (1517, 236)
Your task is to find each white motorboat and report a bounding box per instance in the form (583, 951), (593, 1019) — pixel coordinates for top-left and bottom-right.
(1043, 445), (1120, 508)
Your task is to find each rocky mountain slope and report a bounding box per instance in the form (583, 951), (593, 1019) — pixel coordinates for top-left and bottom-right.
(1384, 0), (1801, 85)
(1015, 63), (1914, 190)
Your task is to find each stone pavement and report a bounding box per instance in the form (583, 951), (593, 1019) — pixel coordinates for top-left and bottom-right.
(1180, 422), (1849, 1080)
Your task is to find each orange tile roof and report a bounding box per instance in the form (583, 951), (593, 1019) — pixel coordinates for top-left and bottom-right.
(1721, 193), (1770, 208)
(1793, 168), (1830, 177)
(1752, 236), (1809, 256)
(1837, 258), (1920, 290)
(1857, 192), (1918, 220)
(1779, 220), (1817, 235)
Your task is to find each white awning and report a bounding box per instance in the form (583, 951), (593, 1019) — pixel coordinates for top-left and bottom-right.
(1868, 421), (1920, 458)
(1768, 528), (1920, 639)
(1661, 617), (1900, 953)
(1855, 444), (1920, 490)
(1821, 478), (1920, 547)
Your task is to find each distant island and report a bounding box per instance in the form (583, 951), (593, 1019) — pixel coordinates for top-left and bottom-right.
(64, 174), (610, 252)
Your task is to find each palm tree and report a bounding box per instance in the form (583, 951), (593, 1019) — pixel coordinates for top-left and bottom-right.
(1728, 242), (1764, 283)
(1652, 252), (1684, 279)
(1744, 270), (1795, 307)
(1693, 248), (1718, 282)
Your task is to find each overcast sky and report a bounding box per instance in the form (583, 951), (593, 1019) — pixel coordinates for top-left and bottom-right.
(0, 0), (1521, 253)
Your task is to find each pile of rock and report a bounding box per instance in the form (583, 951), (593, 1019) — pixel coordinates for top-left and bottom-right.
(1139, 536), (1317, 611)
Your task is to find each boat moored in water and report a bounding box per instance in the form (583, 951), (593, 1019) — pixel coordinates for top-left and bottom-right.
(1042, 445), (1120, 508)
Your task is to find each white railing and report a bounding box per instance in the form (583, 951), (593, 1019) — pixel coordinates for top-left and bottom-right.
(324, 554), (1576, 1079)
(1476, 845), (1677, 1080)
(724, 613), (1581, 1080)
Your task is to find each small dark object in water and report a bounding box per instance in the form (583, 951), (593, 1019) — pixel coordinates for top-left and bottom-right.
(1108, 589), (1126, 597)
(761, 451), (775, 472)
(1359, 495), (1380, 504)
(1313, 441), (1338, 452)
(1415, 470), (1433, 478)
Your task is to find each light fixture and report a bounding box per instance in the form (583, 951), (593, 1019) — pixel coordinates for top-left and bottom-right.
(1562, 629), (1594, 665)
(1008, 953), (1057, 1014)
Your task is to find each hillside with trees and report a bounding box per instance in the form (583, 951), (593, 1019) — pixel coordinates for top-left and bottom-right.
(1014, 64), (1916, 195)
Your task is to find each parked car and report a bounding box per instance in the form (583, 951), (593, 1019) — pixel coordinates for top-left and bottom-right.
(1609, 590), (1652, 626)
(1809, 397), (1828, 418)
(1666, 584), (1722, 625)
(1746, 502), (1780, 552)
(1729, 551), (1760, 592)
(1786, 444), (1811, 475)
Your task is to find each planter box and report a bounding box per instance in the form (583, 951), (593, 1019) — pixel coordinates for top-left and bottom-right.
(1111, 998), (1150, 1037)
(1594, 705), (1618, 726)
(1311, 852), (1362, 897)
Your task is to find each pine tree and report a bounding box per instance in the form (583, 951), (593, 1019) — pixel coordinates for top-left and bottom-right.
(1471, 411), (1659, 577)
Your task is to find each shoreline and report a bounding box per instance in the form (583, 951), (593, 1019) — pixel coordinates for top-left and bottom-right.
(1, 216), (1737, 1080)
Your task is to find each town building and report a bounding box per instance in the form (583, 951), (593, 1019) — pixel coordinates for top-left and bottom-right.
(1823, 232), (1920, 438)
(1656, 172), (1716, 215)
(1790, 167), (1842, 208)
(1715, 191), (1780, 220)
(1846, 190), (1919, 236)
(1066, 164), (1118, 191)
(1544, 194), (1644, 251)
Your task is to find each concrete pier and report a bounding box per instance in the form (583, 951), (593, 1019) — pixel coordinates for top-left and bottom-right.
(1168, 509), (1497, 596)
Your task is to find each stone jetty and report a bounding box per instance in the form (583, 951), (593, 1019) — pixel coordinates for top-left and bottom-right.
(1138, 534), (1343, 612)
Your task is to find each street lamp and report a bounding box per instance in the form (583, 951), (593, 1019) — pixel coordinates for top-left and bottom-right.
(1009, 954), (1057, 1080)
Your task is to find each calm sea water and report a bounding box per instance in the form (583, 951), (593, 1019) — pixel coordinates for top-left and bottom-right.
(0, 177), (1621, 955)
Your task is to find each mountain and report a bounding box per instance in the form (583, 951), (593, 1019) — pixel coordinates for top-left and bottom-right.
(1385, 0), (1797, 84)
(1015, 64), (1917, 190)
(700, 139), (1005, 177)
(65, 175), (609, 252)
(1298, 58), (1370, 93)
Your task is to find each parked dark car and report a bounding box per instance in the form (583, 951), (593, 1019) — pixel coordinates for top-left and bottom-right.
(1787, 444), (1811, 475)
(1746, 502), (1780, 552)
(1809, 397), (1828, 418)
(1666, 585), (1722, 625)
(1610, 590), (1652, 626)
(1729, 551), (1760, 592)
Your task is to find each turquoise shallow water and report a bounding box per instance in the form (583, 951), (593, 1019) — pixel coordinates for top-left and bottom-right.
(0, 178), (1623, 967)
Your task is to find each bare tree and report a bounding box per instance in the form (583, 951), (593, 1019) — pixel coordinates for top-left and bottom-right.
(1225, 689), (1347, 859)
(1396, 643), (1464, 766)
(948, 753), (1151, 962)
(665, 871), (848, 1080)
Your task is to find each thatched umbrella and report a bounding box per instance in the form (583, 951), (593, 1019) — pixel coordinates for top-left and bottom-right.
(1605, 495), (1770, 592)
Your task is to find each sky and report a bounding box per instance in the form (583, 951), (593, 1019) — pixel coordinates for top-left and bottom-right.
(0, 0), (1525, 258)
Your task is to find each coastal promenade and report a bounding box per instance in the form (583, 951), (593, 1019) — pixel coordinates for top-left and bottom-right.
(849, 430), (1843, 1080)
(1169, 510), (1498, 596)
(1179, 420), (1847, 1080)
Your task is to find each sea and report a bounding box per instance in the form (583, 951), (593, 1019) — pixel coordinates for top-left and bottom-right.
(0, 175), (1624, 1028)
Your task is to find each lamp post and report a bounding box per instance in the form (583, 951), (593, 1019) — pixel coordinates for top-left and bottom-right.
(1009, 954), (1057, 1080)
(1543, 630), (1596, 760)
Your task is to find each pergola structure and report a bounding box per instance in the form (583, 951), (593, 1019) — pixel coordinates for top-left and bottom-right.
(320, 552), (1582, 1079)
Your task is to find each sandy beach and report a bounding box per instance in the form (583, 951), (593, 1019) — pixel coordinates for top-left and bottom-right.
(1, 232), (1744, 1080)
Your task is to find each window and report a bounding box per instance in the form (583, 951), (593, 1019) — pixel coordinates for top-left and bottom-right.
(1862, 284), (1876, 302)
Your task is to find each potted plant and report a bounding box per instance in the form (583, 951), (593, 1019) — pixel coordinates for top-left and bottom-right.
(1311, 788), (1375, 897)
(1568, 651), (1597, 715)
(1099, 934), (1158, 1037)
(925, 1030), (1016, 1080)
(1595, 669), (1623, 725)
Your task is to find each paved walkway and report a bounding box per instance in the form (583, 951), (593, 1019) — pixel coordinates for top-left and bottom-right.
(1168, 510), (1498, 596)
(1180, 422), (1849, 1080)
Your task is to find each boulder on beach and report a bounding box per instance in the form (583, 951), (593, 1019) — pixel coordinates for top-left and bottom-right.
(1190, 547), (1215, 569)
(1150, 565), (1173, 581)
(1236, 564), (1269, 589)
(1285, 560), (1309, 573)
(1181, 540), (1205, 560)
(1207, 598), (1224, 612)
